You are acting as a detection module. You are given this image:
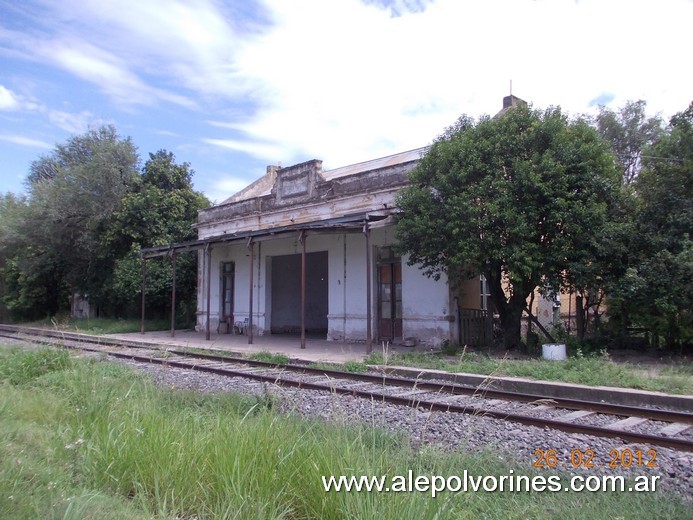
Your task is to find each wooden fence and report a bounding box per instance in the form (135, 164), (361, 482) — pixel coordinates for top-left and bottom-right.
(458, 307), (493, 348)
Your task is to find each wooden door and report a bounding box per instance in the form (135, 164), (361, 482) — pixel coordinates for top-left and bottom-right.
(378, 261), (402, 341)
(221, 262), (234, 324)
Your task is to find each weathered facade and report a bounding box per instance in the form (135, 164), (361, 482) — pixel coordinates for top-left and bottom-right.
(194, 147), (459, 347)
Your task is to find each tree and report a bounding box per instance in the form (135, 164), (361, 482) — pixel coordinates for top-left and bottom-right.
(26, 126), (140, 301)
(0, 126), (139, 319)
(104, 150), (209, 319)
(606, 104), (692, 349)
(396, 104), (620, 349)
(595, 100), (663, 185)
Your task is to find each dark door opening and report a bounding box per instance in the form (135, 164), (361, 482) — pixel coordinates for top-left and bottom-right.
(270, 251), (328, 335)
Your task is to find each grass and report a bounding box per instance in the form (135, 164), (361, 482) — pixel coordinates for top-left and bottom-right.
(0, 344), (690, 519)
(309, 360), (370, 373)
(364, 350), (693, 395)
(246, 351), (291, 364)
(23, 316), (172, 335)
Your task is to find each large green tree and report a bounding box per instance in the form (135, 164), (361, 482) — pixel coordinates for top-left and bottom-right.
(104, 150), (209, 319)
(0, 193), (68, 320)
(594, 100), (663, 185)
(26, 126), (140, 301)
(606, 104), (692, 349)
(396, 104), (620, 348)
(1, 126), (139, 319)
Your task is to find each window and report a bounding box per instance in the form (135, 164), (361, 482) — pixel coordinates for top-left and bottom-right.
(480, 275), (491, 311)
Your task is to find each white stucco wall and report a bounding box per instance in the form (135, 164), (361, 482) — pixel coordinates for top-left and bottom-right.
(196, 226), (453, 346)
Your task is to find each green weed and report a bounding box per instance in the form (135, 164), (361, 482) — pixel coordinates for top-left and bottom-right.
(247, 351), (291, 365)
(0, 345), (689, 519)
(364, 351), (693, 394)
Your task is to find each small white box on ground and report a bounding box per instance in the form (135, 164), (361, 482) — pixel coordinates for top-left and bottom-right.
(542, 343), (567, 360)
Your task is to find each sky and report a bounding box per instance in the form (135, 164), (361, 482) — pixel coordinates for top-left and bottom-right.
(1, 0), (691, 205)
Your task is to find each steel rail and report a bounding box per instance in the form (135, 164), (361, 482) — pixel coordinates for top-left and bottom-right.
(73, 347), (693, 452)
(1, 324), (692, 451)
(1, 324), (689, 425)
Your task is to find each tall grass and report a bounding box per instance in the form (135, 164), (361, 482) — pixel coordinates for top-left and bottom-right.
(0, 346), (689, 519)
(25, 316), (171, 334)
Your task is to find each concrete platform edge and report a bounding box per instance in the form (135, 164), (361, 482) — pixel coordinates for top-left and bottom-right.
(373, 365), (693, 412)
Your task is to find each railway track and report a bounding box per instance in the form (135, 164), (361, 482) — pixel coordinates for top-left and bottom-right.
(1, 324), (692, 452)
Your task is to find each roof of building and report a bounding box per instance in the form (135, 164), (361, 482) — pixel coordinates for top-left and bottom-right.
(220, 146), (427, 205)
(320, 147), (427, 181)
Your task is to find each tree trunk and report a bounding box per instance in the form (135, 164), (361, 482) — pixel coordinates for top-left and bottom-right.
(486, 269), (532, 350)
(500, 303), (524, 349)
(575, 294), (587, 342)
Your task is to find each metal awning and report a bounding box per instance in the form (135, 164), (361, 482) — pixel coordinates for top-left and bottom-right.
(140, 212), (391, 259)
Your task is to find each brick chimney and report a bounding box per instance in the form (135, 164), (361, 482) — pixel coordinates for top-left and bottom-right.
(503, 95), (526, 109)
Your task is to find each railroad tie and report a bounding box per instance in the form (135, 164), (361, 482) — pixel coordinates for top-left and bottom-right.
(659, 422), (691, 437)
(561, 410), (597, 422)
(606, 416), (649, 431)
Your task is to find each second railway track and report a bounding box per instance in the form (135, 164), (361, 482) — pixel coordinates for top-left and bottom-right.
(1, 324), (691, 452)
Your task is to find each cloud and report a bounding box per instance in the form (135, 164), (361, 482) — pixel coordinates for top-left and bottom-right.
(2, 0), (692, 189)
(46, 109), (99, 134)
(50, 41), (197, 110)
(0, 83), (102, 134)
(588, 93), (616, 108)
(32, 0), (255, 100)
(204, 0), (693, 170)
(0, 86), (22, 110)
(0, 134), (53, 149)
(200, 137), (287, 162)
(213, 176), (254, 195)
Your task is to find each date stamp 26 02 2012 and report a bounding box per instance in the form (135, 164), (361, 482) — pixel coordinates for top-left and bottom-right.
(533, 448), (657, 470)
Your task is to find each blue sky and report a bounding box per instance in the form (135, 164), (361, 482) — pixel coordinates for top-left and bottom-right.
(1, 0), (691, 204)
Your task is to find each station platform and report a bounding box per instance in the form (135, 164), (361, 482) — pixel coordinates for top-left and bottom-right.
(106, 329), (404, 364)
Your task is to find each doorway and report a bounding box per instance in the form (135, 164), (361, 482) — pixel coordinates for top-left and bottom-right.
(270, 251), (328, 335)
(220, 261), (234, 326)
(378, 260), (402, 342)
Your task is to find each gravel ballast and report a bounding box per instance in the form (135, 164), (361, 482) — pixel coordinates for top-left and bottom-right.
(121, 358), (692, 503)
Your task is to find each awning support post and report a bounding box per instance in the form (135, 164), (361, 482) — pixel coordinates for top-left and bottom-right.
(247, 237), (254, 345)
(140, 256), (147, 335)
(205, 243), (212, 341)
(299, 230), (307, 349)
(170, 250), (177, 338)
(363, 222), (372, 354)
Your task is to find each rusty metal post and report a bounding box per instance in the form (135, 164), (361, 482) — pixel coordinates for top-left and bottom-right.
(205, 244), (212, 341)
(364, 223), (372, 353)
(170, 250), (177, 338)
(299, 230), (307, 349)
(140, 256), (146, 334)
(247, 237), (254, 345)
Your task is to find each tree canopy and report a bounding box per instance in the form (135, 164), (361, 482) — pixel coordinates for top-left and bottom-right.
(0, 127), (208, 322)
(396, 104), (620, 348)
(606, 104), (692, 348)
(594, 100), (663, 185)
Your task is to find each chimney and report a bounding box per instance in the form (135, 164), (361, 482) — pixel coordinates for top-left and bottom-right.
(503, 95), (526, 109)
(494, 95), (528, 118)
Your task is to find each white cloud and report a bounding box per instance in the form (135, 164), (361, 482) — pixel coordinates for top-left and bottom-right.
(2, 0), (692, 189)
(0, 83), (103, 135)
(212, 175), (255, 199)
(37, 0), (252, 99)
(46, 109), (99, 134)
(49, 41), (197, 110)
(200, 137), (287, 162)
(0, 86), (22, 110)
(0, 134), (52, 149)
(206, 0), (692, 169)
